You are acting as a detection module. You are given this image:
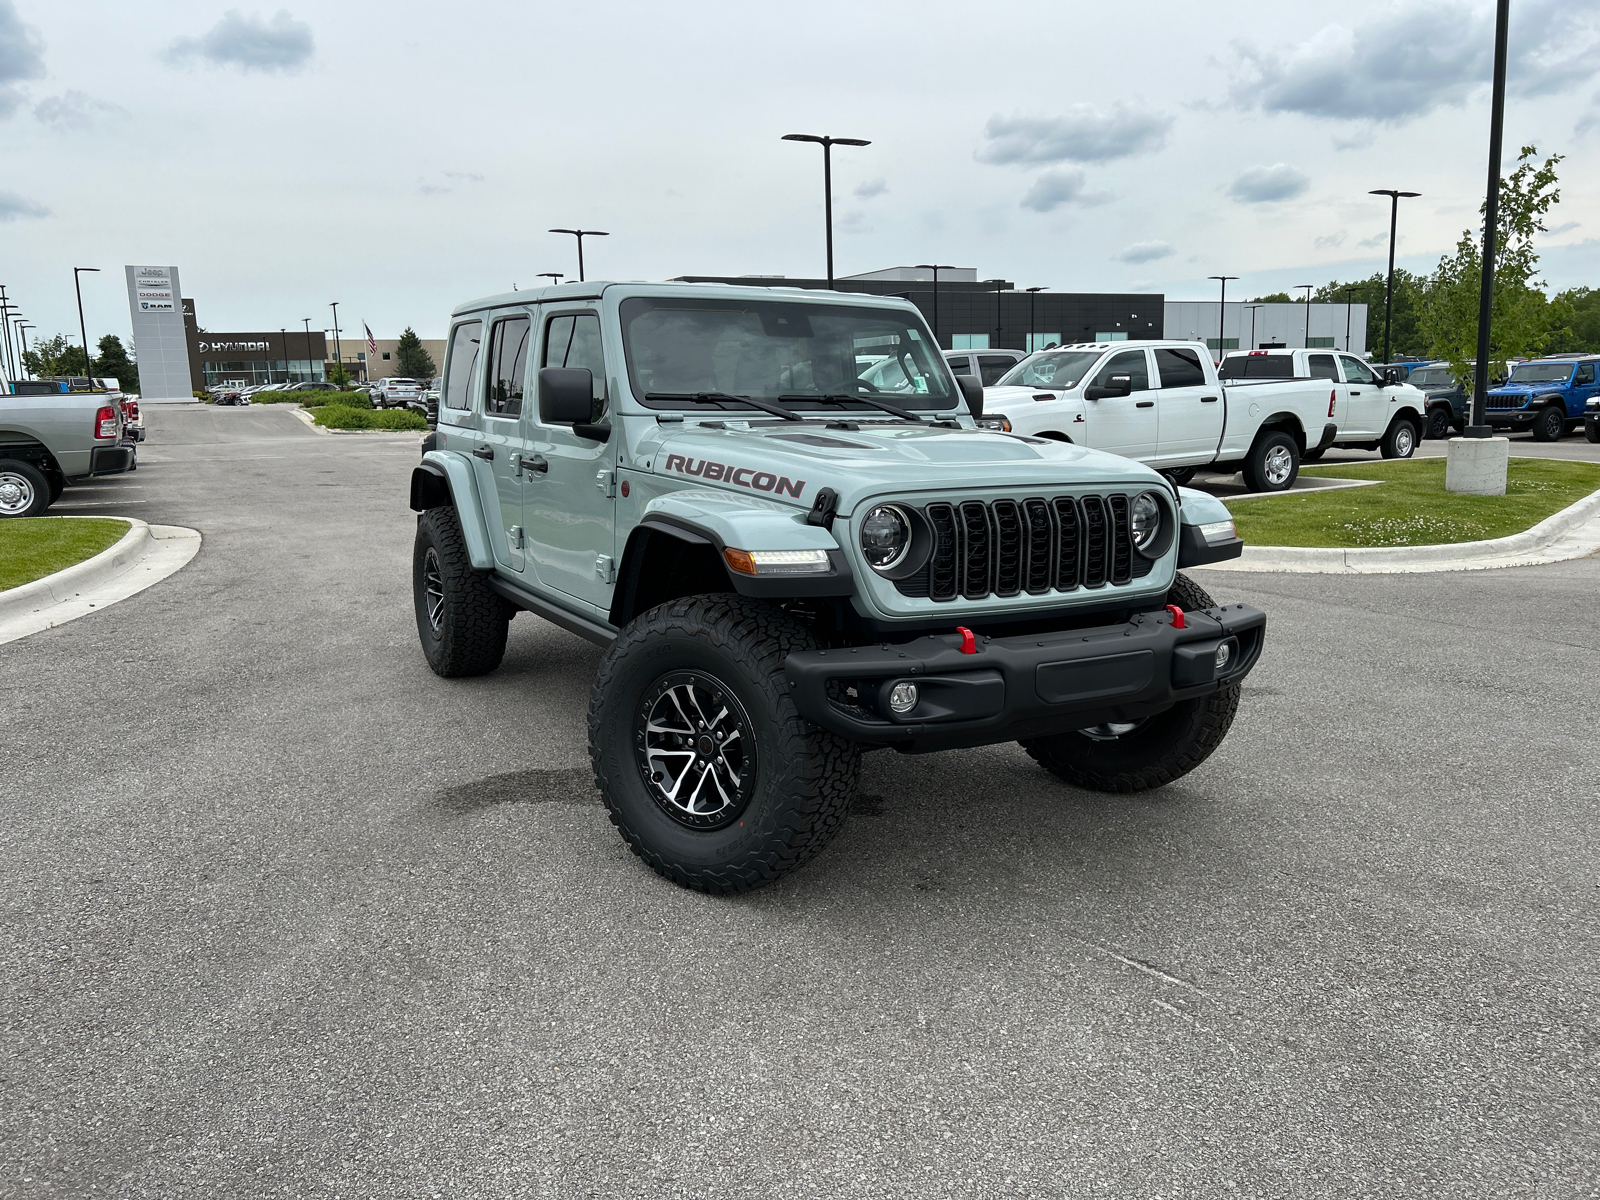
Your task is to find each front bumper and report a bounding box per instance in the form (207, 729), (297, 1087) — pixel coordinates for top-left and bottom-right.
(785, 603), (1266, 752)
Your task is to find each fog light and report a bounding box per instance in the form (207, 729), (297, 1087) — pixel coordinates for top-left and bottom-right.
(1215, 642), (1232, 672)
(888, 682), (919, 714)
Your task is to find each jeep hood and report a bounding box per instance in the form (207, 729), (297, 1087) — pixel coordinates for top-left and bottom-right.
(647, 420), (1160, 512)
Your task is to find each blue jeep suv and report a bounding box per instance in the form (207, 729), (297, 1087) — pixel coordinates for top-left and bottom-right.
(1485, 355), (1600, 441)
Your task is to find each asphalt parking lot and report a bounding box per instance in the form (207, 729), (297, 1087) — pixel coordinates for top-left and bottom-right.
(4, 404), (1599, 1198)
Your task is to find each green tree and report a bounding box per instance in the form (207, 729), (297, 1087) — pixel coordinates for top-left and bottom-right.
(1421, 146), (1562, 381)
(94, 333), (140, 392)
(327, 361), (353, 387)
(21, 333), (89, 378)
(395, 327), (435, 381)
(1544, 287), (1600, 354)
(1250, 292), (1295, 304)
(1313, 271), (1429, 359)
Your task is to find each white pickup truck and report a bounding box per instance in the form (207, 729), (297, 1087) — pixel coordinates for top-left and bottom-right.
(981, 340), (1341, 492)
(1219, 349), (1428, 462)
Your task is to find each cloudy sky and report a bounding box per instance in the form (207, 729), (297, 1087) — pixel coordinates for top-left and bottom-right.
(3, 0), (1599, 346)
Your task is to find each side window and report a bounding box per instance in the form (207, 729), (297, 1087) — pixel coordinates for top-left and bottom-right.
(484, 316), (530, 416)
(1307, 353), (1339, 380)
(1152, 348), (1205, 387)
(1575, 363), (1595, 386)
(542, 313), (607, 417)
(978, 356), (1016, 386)
(1341, 355), (1376, 384)
(1093, 349), (1150, 392)
(443, 320), (481, 410)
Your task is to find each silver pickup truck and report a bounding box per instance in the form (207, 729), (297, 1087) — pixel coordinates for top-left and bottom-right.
(1, 383), (134, 517)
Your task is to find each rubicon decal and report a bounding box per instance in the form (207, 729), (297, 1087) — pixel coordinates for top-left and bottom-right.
(663, 454), (805, 498)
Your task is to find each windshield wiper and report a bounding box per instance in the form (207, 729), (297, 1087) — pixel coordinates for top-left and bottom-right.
(779, 393), (926, 422)
(644, 391), (803, 422)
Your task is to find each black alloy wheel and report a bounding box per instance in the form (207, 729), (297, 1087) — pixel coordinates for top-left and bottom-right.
(1426, 406), (1453, 440)
(636, 671), (758, 830)
(1532, 404), (1566, 443)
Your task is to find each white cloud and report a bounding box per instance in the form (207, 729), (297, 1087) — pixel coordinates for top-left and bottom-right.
(164, 9), (314, 74)
(977, 104), (1172, 166)
(853, 178), (888, 199)
(35, 90), (127, 132)
(1314, 232), (1345, 249)
(1116, 241), (1173, 264)
(0, 189), (48, 220)
(1357, 232), (1388, 250)
(1019, 170), (1111, 213)
(1227, 164), (1310, 203)
(0, 0), (45, 119)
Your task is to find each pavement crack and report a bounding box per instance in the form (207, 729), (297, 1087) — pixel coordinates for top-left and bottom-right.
(1081, 941), (1210, 997)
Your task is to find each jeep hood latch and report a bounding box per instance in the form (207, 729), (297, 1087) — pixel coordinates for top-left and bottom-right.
(805, 487), (839, 530)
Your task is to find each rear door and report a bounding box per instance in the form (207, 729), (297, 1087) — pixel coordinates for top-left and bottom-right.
(1305, 351), (1341, 429)
(479, 310), (533, 574)
(438, 317), (519, 568)
(1337, 354), (1383, 437)
(1082, 348), (1157, 459)
(1149, 346), (1220, 465)
(522, 306), (616, 608)
(1570, 361), (1597, 415)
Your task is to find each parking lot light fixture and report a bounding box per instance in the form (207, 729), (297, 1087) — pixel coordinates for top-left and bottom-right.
(74, 268), (100, 387)
(914, 265), (955, 347)
(1243, 303), (1263, 352)
(781, 133), (871, 288)
(330, 302), (342, 376)
(1341, 285), (1357, 351)
(1208, 276), (1238, 363)
(985, 279), (1008, 348)
(0, 289), (18, 379)
(536, 273), (564, 288)
(17, 323), (33, 376)
(548, 230), (608, 283)
(1024, 287), (1046, 351)
(302, 318), (315, 385)
(1369, 189), (1421, 364)
(1297, 285), (1315, 348)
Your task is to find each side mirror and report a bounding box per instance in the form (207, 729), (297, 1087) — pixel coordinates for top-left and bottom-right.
(539, 367), (594, 424)
(1381, 367), (1401, 387)
(955, 373), (983, 419)
(1084, 374), (1133, 401)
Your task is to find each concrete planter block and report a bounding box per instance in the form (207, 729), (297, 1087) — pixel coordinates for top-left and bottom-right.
(1445, 436), (1509, 495)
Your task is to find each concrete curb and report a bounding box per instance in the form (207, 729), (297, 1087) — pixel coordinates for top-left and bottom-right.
(0, 517), (202, 645)
(1197, 486), (1600, 574)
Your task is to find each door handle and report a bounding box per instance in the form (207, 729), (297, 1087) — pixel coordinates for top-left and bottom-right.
(1136, 400), (1154, 408)
(1349, 390), (1361, 396)
(1200, 395), (1218, 403)
(472, 445), (494, 460)
(525, 454), (548, 474)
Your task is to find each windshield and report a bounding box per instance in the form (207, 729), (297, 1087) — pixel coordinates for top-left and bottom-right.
(1410, 367), (1452, 386)
(1507, 361), (1574, 384)
(994, 350), (1101, 389)
(621, 297), (957, 411)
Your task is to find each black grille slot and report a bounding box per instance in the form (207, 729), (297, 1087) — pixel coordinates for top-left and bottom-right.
(926, 503), (959, 601)
(1052, 497), (1081, 592)
(1081, 495), (1108, 587)
(1108, 494), (1132, 585)
(959, 501), (992, 599)
(1023, 499), (1054, 594)
(992, 500), (1023, 597)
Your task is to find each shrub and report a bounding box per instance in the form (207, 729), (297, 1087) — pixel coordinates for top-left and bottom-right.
(312, 404), (427, 431)
(249, 390), (298, 404)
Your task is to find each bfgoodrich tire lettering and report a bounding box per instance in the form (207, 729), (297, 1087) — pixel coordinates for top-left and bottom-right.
(413, 506), (510, 677)
(1019, 572), (1240, 793)
(589, 595), (859, 894)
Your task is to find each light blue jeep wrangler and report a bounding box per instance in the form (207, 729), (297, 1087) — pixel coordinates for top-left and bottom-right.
(409, 283), (1266, 892)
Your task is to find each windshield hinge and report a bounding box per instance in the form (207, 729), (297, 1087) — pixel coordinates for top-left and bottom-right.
(805, 487), (839, 530)
(596, 554), (615, 583)
(596, 468), (616, 497)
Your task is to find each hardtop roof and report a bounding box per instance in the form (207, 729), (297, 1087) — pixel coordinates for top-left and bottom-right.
(449, 280), (925, 319)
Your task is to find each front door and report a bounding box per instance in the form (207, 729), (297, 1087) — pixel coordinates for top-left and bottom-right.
(479, 311), (533, 573)
(1149, 345), (1221, 465)
(523, 308), (617, 609)
(1082, 348), (1158, 459)
(1338, 353), (1384, 437)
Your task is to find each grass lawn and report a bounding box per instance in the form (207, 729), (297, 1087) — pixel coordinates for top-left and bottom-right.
(1226, 457), (1600, 548)
(0, 517), (130, 591)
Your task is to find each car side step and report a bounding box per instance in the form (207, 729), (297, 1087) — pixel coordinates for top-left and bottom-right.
(486, 576), (617, 647)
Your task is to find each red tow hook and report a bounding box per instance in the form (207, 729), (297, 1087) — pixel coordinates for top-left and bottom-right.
(956, 626), (977, 654)
(1165, 605), (1186, 630)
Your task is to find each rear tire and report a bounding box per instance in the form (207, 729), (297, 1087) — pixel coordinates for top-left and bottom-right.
(1019, 573), (1239, 793)
(1587, 422), (1600, 444)
(413, 506), (510, 677)
(1242, 430), (1299, 492)
(0, 458), (51, 518)
(1380, 417), (1420, 459)
(1532, 405), (1565, 443)
(589, 595), (859, 894)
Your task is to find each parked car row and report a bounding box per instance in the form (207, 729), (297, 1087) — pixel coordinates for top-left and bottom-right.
(2, 380), (138, 517)
(208, 380), (341, 405)
(976, 341), (1430, 492)
(1376, 355), (1600, 442)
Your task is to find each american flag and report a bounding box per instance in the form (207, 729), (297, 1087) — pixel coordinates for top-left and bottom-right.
(364, 323), (377, 356)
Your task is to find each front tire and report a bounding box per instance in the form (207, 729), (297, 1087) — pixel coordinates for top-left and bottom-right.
(1242, 430), (1299, 492)
(0, 458), (51, 517)
(1018, 572), (1240, 793)
(413, 506), (510, 677)
(1380, 417), (1420, 459)
(1587, 422), (1600, 444)
(1532, 405), (1566, 443)
(1426, 407), (1452, 440)
(589, 595), (859, 894)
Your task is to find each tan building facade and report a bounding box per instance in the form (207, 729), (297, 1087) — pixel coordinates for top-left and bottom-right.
(332, 335), (448, 382)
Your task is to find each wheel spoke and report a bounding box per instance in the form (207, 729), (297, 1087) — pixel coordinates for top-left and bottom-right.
(637, 672), (756, 829)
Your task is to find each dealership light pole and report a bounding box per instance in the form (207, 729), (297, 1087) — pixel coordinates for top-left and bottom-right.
(1243, 303), (1263, 352)
(1024, 286), (1046, 351)
(1207, 276), (1237, 363)
(1466, 0), (1510, 439)
(0, 288), (17, 380)
(536, 273), (564, 287)
(548, 229), (608, 282)
(1297, 285), (1315, 348)
(16, 323), (33, 377)
(781, 133), (872, 288)
(914, 265), (955, 347)
(279, 328), (288, 384)
(1368, 188), (1420, 364)
(302, 318), (314, 383)
(74, 267), (100, 387)
(985, 279), (1010, 348)
(329, 301), (342, 376)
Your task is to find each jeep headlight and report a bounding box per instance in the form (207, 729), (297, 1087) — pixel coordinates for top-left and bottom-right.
(1131, 492), (1164, 556)
(860, 504), (912, 571)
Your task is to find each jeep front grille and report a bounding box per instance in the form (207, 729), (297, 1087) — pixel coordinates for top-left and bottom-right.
(1485, 393), (1523, 410)
(893, 493), (1153, 601)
